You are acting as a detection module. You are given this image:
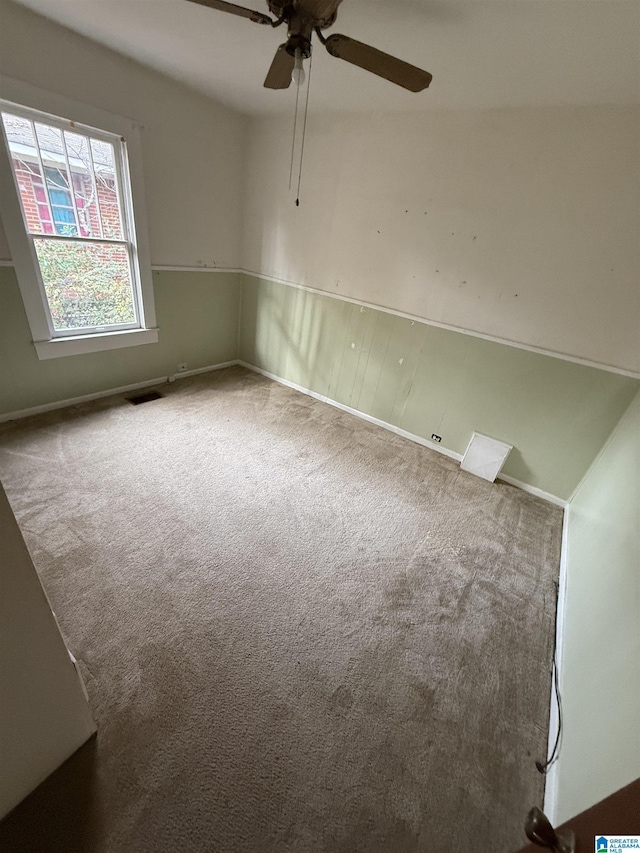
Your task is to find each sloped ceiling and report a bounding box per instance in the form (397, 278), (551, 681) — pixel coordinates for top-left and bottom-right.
(8, 0), (640, 115)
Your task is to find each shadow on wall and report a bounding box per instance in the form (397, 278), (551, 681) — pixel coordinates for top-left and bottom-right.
(0, 737), (99, 853)
(254, 281), (335, 396)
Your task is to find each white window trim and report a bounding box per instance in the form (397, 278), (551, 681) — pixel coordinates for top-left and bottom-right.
(0, 76), (158, 358)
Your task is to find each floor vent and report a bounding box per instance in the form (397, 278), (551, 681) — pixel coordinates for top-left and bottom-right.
(125, 391), (165, 406)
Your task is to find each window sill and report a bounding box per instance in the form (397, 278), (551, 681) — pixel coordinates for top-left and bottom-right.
(34, 328), (159, 360)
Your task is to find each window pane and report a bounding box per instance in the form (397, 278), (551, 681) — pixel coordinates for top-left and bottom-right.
(63, 131), (103, 239)
(33, 239), (136, 331)
(34, 123), (78, 237)
(1, 113), (47, 234)
(90, 138), (124, 240)
(2, 112), (126, 241)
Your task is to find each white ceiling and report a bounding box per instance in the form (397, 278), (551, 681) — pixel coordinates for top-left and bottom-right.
(10, 0), (640, 115)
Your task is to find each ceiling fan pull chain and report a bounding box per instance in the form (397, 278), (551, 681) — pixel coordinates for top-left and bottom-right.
(288, 62), (302, 191)
(296, 48), (313, 207)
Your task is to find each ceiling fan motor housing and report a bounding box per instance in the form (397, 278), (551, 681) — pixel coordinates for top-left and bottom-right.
(286, 30), (312, 58)
(283, 9), (315, 58)
(268, 1), (339, 30)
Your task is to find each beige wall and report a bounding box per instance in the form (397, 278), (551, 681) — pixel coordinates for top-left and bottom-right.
(242, 107), (640, 376)
(0, 0), (245, 417)
(0, 483), (96, 818)
(0, 0), (246, 268)
(554, 389), (640, 822)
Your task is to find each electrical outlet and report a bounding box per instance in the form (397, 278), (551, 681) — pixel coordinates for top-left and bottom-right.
(177, 363), (188, 372)
(431, 434), (442, 443)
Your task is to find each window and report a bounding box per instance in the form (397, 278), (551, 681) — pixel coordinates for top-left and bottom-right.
(0, 78), (157, 359)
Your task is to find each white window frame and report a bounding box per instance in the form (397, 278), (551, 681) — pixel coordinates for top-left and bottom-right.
(0, 77), (157, 359)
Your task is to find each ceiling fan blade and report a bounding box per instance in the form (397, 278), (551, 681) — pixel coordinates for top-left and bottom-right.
(323, 34), (432, 92)
(184, 0), (272, 25)
(264, 44), (295, 89)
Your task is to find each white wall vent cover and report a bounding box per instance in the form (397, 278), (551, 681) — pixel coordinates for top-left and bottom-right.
(461, 432), (513, 483)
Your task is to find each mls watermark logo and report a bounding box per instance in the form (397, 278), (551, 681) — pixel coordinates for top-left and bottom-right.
(596, 837), (640, 852)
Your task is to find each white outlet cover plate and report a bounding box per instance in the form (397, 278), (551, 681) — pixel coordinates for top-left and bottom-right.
(461, 432), (513, 483)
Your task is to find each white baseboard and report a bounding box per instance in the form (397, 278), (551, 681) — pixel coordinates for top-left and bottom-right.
(238, 361), (463, 461)
(0, 360), (240, 423)
(498, 474), (567, 508)
(170, 360), (238, 380)
(2, 356), (567, 508)
(542, 505), (570, 823)
(238, 361), (566, 506)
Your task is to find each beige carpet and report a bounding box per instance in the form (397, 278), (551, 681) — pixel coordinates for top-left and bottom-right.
(0, 366), (562, 853)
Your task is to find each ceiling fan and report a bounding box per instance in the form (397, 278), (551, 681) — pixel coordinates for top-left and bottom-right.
(185, 0), (433, 92)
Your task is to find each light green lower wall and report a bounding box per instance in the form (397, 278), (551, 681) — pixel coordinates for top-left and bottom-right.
(0, 268), (241, 415)
(556, 389), (640, 822)
(239, 274), (639, 500)
(2, 266), (638, 500)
